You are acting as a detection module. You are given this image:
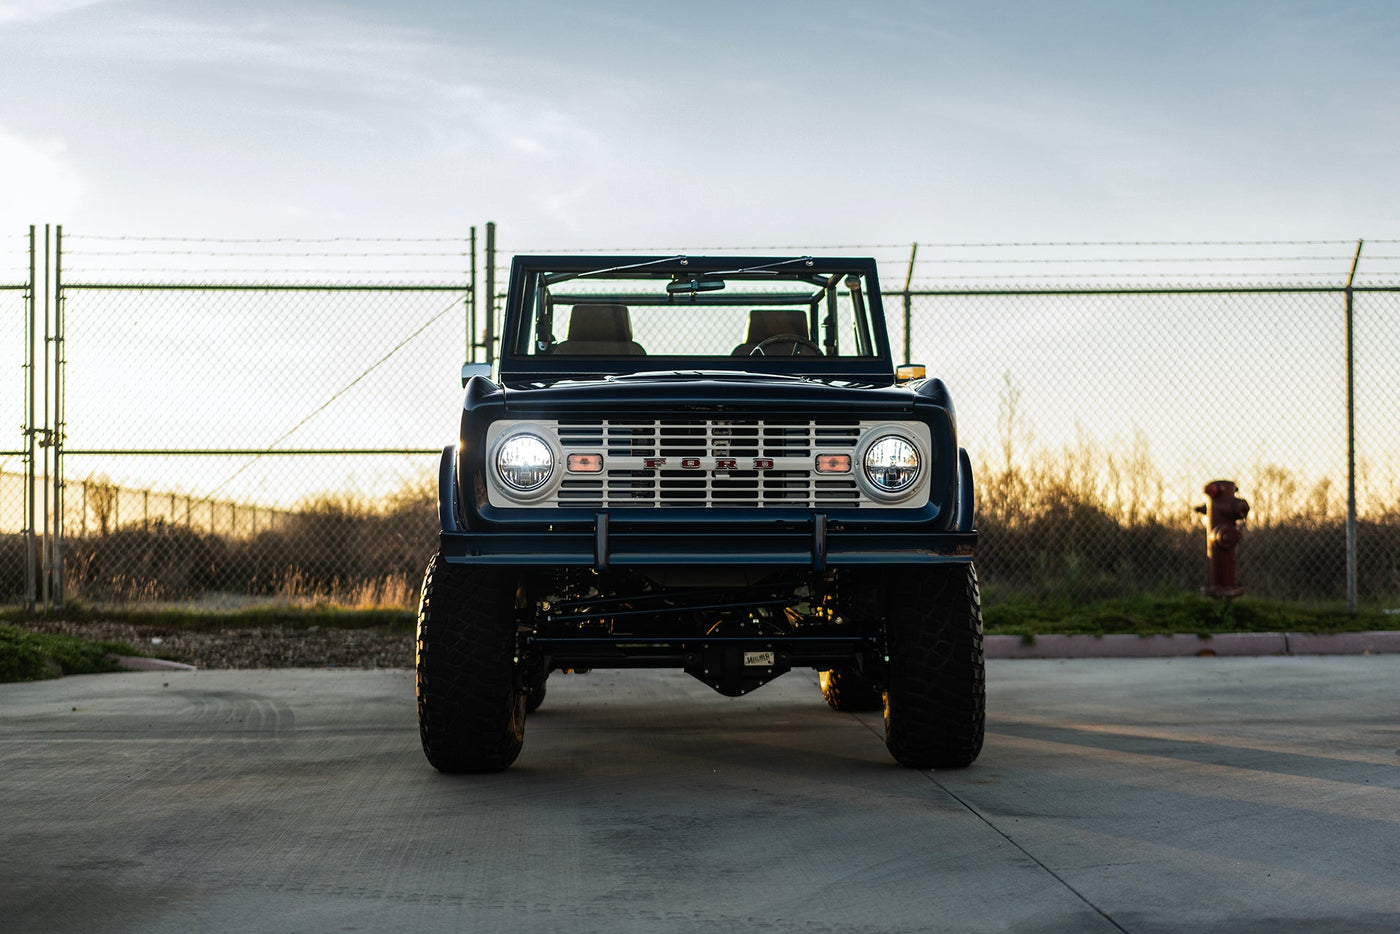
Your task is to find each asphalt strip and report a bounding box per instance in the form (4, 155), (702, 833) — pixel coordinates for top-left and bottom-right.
(102, 632), (1400, 671)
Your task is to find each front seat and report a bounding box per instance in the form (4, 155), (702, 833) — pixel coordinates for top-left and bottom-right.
(553, 304), (646, 355)
(732, 309), (822, 356)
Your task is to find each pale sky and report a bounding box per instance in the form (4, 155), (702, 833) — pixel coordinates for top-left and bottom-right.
(2, 0), (1399, 518)
(2, 0), (1398, 248)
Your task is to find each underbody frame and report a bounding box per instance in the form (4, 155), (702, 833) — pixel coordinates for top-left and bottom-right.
(417, 255), (984, 771)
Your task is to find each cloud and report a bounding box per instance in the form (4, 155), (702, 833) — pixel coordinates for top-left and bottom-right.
(0, 0), (111, 25)
(0, 127), (85, 221)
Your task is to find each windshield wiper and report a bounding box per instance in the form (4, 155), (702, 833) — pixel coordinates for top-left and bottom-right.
(542, 255), (688, 286)
(702, 256), (815, 277)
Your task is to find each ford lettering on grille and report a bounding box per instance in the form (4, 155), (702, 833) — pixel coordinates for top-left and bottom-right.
(642, 457), (777, 470)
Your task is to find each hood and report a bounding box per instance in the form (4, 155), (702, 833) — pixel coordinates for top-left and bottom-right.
(497, 369), (920, 417)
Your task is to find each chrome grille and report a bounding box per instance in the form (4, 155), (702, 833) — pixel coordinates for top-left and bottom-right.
(545, 418), (877, 509)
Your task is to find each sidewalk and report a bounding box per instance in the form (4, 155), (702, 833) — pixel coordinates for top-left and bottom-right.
(985, 630), (1400, 659)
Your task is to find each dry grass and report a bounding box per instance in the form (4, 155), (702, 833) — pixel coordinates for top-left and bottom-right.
(8, 410), (1398, 610)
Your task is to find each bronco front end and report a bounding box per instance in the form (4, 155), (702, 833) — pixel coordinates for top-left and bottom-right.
(416, 255), (983, 773)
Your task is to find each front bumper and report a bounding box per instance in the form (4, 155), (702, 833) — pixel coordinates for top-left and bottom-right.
(438, 515), (976, 570)
(437, 443), (976, 569)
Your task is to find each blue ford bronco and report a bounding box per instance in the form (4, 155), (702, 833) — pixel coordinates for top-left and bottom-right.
(417, 255), (982, 772)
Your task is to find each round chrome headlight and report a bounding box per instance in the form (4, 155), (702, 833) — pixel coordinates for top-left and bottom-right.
(496, 434), (554, 492)
(863, 435), (921, 494)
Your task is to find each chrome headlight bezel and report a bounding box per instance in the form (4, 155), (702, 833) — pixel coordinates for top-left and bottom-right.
(493, 429), (556, 499)
(856, 425), (930, 503)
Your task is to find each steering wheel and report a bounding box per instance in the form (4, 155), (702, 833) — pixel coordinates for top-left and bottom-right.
(750, 333), (823, 356)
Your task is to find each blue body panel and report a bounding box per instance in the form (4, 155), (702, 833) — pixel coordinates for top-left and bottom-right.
(436, 255), (978, 572)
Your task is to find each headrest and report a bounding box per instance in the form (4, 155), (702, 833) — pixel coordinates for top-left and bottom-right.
(746, 310), (809, 343)
(568, 304), (632, 342)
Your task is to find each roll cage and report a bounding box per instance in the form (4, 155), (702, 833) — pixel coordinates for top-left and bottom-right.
(498, 255), (894, 383)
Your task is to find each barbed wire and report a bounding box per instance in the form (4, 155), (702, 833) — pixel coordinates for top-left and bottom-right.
(910, 271), (1359, 282)
(919, 255), (1363, 265)
(68, 235), (471, 244)
(27, 232), (1400, 293)
(67, 249), (471, 258)
(506, 238), (1369, 251)
(491, 240), (1387, 290)
(59, 268), (471, 278)
(26, 233), (1400, 251)
(502, 253), (1364, 266)
(905, 277), (1400, 289)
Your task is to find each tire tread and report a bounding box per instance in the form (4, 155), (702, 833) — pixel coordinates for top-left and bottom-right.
(416, 555), (526, 773)
(883, 564), (986, 769)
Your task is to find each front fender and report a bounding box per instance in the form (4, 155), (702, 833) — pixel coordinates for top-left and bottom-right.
(438, 445), (463, 533)
(955, 447), (976, 534)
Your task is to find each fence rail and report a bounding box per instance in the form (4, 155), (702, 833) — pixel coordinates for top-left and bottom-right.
(6, 227), (1399, 611)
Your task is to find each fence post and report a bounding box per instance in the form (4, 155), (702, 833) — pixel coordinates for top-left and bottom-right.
(51, 225), (66, 610)
(902, 243), (917, 364)
(41, 224), (51, 611)
(1344, 239), (1363, 613)
(468, 226), (477, 365)
(484, 221), (496, 365)
(25, 225), (37, 612)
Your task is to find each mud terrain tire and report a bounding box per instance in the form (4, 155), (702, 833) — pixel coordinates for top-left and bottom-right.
(883, 564), (985, 769)
(416, 555), (526, 773)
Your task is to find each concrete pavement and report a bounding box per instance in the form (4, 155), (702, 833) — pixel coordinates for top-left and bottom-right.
(3, 658), (1399, 933)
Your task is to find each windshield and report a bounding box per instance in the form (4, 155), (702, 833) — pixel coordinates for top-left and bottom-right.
(506, 259), (886, 364)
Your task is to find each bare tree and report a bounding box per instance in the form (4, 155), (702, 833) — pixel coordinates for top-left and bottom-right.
(87, 473), (118, 537)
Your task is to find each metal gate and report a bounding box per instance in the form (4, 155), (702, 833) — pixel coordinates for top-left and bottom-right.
(1, 227), (40, 610)
(9, 225), (493, 612)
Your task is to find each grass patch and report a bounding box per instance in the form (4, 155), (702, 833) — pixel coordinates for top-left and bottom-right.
(0, 624), (142, 683)
(984, 594), (1398, 638)
(0, 602), (416, 633)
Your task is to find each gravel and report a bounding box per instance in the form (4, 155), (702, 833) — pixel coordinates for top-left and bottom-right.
(15, 620), (415, 670)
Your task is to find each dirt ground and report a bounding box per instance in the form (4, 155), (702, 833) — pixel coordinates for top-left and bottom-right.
(16, 619), (414, 670)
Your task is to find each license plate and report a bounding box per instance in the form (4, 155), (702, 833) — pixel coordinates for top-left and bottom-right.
(744, 651), (775, 667)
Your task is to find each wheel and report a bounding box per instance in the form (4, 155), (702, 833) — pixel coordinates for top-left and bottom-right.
(416, 554), (526, 773)
(883, 563), (985, 769)
(819, 668), (884, 711)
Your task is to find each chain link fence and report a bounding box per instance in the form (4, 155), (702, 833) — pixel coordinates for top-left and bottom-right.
(8, 231), (1400, 611)
(907, 286), (1398, 603)
(1, 230), (36, 605)
(11, 231), (480, 610)
(498, 238), (1400, 607)
(890, 242), (1400, 606)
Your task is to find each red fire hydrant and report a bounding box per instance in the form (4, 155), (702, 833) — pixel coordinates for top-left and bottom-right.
(1194, 480), (1249, 598)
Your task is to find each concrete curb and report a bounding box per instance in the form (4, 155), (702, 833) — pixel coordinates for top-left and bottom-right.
(106, 654), (198, 672)
(89, 634), (1400, 669)
(986, 631), (1400, 659)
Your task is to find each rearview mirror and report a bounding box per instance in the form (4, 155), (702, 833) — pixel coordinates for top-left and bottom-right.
(666, 277), (726, 294)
